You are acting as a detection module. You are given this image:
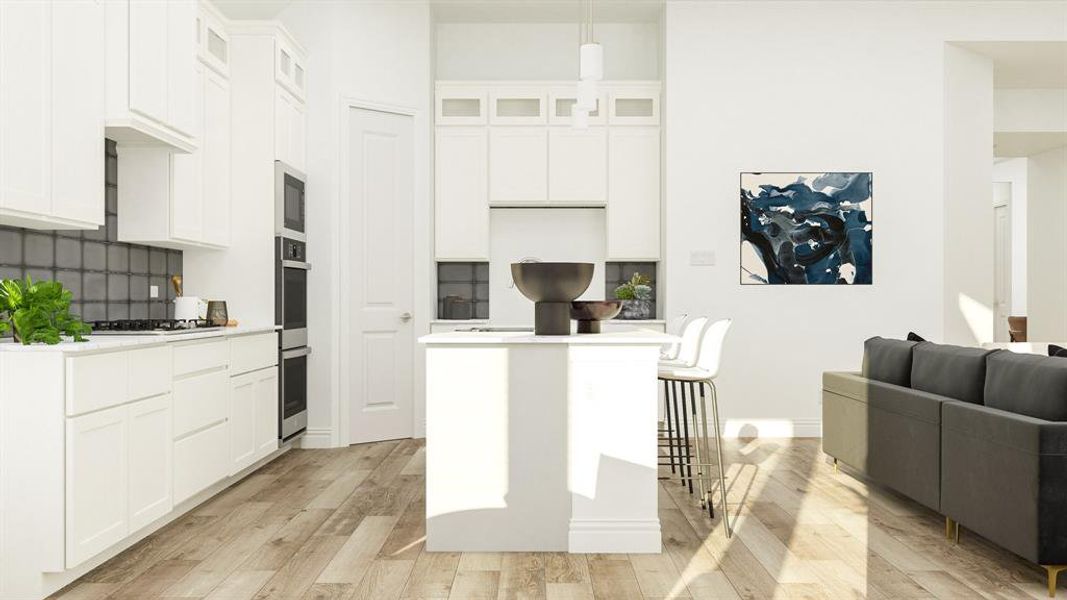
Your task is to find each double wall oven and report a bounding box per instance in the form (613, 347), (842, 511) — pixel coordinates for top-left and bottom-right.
(276, 161), (309, 441)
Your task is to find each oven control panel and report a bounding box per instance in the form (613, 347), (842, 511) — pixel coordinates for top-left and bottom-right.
(281, 238), (306, 262)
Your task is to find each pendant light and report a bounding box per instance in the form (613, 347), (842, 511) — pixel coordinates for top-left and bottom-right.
(574, 0), (602, 118)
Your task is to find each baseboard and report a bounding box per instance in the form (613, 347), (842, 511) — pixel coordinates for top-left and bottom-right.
(721, 418), (821, 438)
(297, 427), (335, 448)
(568, 519), (662, 553)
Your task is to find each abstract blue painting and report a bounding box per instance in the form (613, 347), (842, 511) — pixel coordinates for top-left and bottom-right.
(740, 172), (872, 285)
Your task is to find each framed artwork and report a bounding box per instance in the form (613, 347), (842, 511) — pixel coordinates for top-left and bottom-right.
(740, 172), (872, 285)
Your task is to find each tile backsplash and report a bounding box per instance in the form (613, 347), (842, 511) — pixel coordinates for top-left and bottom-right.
(0, 140), (182, 323)
(437, 262), (489, 320)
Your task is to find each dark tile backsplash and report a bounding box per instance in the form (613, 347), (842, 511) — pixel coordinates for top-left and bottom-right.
(606, 262), (658, 319)
(0, 140), (181, 324)
(437, 262), (489, 320)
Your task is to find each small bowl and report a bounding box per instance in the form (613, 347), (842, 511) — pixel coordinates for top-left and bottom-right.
(570, 300), (622, 334)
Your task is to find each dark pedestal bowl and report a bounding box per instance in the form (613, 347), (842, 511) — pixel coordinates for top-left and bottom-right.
(570, 300), (622, 334)
(511, 262), (594, 335)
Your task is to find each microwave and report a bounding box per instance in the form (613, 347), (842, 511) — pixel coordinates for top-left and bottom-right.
(275, 161), (306, 241)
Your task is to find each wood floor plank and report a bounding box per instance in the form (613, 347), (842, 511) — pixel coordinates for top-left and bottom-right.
(448, 570), (501, 600)
(497, 552), (547, 600)
(399, 551), (461, 600)
(49, 583), (119, 600)
(107, 559), (199, 600)
(202, 570), (275, 600)
(351, 559), (417, 600)
(252, 535), (350, 600)
(240, 508), (334, 571)
(544, 582), (595, 600)
(316, 515), (399, 584)
(378, 488), (427, 561)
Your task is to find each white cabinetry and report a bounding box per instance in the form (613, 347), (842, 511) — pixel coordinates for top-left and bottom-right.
(172, 339), (231, 505)
(275, 86), (306, 171)
(230, 367), (279, 474)
(489, 128), (547, 205)
(435, 128), (489, 260)
(106, 0), (198, 152)
(548, 128), (607, 205)
(66, 405), (128, 568)
(117, 55), (231, 249)
(127, 394), (173, 532)
(607, 128), (661, 260)
(0, 0), (105, 231)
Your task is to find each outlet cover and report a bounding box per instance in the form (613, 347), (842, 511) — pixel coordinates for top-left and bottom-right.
(690, 250), (716, 266)
(149, 285), (159, 299)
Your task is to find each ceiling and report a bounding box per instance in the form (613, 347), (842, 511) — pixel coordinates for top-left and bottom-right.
(432, 0), (663, 23)
(957, 42), (1067, 89)
(212, 0), (293, 19)
(994, 131), (1067, 157)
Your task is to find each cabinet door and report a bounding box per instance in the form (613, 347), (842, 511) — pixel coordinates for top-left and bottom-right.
(435, 128), (489, 260)
(0, 1), (51, 215)
(170, 65), (204, 242)
(128, 0), (168, 124)
(607, 128), (660, 260)
(201, 69), (231, 247)
(229, 372), (256, 474)
(173, 419), (229, 505)
(51, 0), (105, 226)
(548, 128), (607, 205)
(128, 394), (173, 532)
(66, 405), (128, 568)
(166, 0), (197, 136)
(290, 100), (306, 171)
(254, 367), (279, 460)
(275, 87), (298, 166)
(488, 128), (547, 205)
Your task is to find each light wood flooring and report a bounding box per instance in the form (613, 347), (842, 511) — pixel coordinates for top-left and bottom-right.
(52, 437), (1059, 600)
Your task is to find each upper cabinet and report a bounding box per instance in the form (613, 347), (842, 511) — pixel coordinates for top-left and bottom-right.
(608, 85), (660, 126)
(105, 0), (198, 152)
(489, 89), (547, 126)
(275, 36), (306, 101)
(117, 4), (232, 250)
(436, 85), (487, 126)
(0, 0), (106, 231)
(275, 86), (306, 172)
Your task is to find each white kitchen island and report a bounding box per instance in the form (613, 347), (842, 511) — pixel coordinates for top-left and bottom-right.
(419, 330), (675, 554)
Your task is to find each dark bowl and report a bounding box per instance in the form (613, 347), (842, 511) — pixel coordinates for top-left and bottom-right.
(570, 300), (622, 322)
(511, 262), (594, 302)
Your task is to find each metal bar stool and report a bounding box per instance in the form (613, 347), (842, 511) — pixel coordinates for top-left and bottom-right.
(658, 318), (732, 537)
(658, 316), (708, 491)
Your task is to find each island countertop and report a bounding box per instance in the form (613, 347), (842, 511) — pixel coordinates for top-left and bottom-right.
(419, 330), (676, 345)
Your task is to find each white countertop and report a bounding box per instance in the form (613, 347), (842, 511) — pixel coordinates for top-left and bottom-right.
(0, 325), (280, 354)
(419, 330), (676, 345)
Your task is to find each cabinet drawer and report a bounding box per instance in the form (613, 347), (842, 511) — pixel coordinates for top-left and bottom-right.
(173, 338), (229, 376)
(173, 419), (229, 505)
(229, 333), (278, 375)
(66, 352), (129, 416)
(173, 369), (229, 439)
(129, 346), (172, 400)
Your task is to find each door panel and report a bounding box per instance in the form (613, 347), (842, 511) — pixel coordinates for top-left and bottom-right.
(348, 108), (414, 444)
(201, 69), (231, 246)
(128, 0), (168, 124)
(128, 394), (172, 532)
(66, 406), (128, 568)
(230, 371), (257, 474)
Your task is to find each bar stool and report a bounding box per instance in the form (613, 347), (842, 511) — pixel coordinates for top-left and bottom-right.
(659, 318), (732, 537)
(658, 316), (707, 490)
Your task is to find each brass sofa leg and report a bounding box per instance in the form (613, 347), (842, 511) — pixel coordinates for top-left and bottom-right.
(945, 517), (955, 540)
(833, 458), (838, 474)
(1045, 565), (1067, 597)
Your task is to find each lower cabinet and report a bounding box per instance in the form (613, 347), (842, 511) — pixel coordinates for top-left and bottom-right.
(230, 366), (279, 475)
(173, 419), (230, 505)
(66, 394), (173, 568)
(66, 405), (128, 569)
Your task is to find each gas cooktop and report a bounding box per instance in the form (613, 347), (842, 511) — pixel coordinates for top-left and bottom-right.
(90, 319), (223, 336)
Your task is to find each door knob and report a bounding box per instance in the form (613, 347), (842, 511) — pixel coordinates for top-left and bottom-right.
(400, 312), (413, 323)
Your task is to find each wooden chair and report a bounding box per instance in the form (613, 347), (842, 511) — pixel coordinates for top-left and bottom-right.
(1008, 316), (1027, 342)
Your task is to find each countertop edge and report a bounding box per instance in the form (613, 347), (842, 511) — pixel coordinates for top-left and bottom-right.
(0, 325), (281, 354)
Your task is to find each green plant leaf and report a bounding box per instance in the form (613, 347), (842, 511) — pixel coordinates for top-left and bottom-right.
(0, 277), (91, 345)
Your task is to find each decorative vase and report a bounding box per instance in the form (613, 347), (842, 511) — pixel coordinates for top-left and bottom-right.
(618, 299), (653, 320)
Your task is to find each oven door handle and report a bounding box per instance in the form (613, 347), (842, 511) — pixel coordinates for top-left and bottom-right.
(282, 346), (312, 359)
(282, 260), (312, 270)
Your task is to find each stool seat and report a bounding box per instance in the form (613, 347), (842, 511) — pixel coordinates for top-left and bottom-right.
(658, 365), (712, 381)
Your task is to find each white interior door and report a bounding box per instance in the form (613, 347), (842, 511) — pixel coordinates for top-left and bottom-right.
(993, 202), (1011, 342)
(347, 107), (415, 444)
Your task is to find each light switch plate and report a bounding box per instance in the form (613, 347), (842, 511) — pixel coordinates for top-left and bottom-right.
(149, 285), (159, 299)
(690, 250), (716, 266)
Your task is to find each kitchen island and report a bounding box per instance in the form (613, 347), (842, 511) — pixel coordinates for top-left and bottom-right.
(419, 330), (675, 553)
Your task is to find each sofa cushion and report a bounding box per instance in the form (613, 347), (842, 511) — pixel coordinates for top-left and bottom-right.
(1049, 344), (1067, 358)
(985, 351), (1067, 421)
(910, 342), (993, 404)
(862, 337), (917, 387)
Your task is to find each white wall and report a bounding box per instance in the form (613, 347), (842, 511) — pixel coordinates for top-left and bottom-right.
(995, 89), (1067, 132)
(665, 1), (1066, 437)
(435, 22), (659, 80)
(1027, 145), (1067, 341)
(280, 1), (432, 446)
(993, 157), (1028, 315)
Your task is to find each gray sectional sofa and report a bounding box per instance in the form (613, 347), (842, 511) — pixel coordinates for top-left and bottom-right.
(823, 337), (1067, 597)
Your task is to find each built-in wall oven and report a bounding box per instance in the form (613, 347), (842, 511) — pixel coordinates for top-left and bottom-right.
(276, 160), (309, 441)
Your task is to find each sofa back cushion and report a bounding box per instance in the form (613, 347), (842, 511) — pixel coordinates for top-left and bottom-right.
(862, 337), (918, 387)
(910, 342), (992, 404)
(985, 351), (1067, 421)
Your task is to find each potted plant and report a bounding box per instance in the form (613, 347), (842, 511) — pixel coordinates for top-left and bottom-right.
(0, 277), (91, 345)
(614, 272), (654, 320)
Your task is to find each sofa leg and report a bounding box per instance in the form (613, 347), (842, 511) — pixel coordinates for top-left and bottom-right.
(832, 458), (838, 474)
(945, 517), (955, 540)
(1045, 565), (1067, 597)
